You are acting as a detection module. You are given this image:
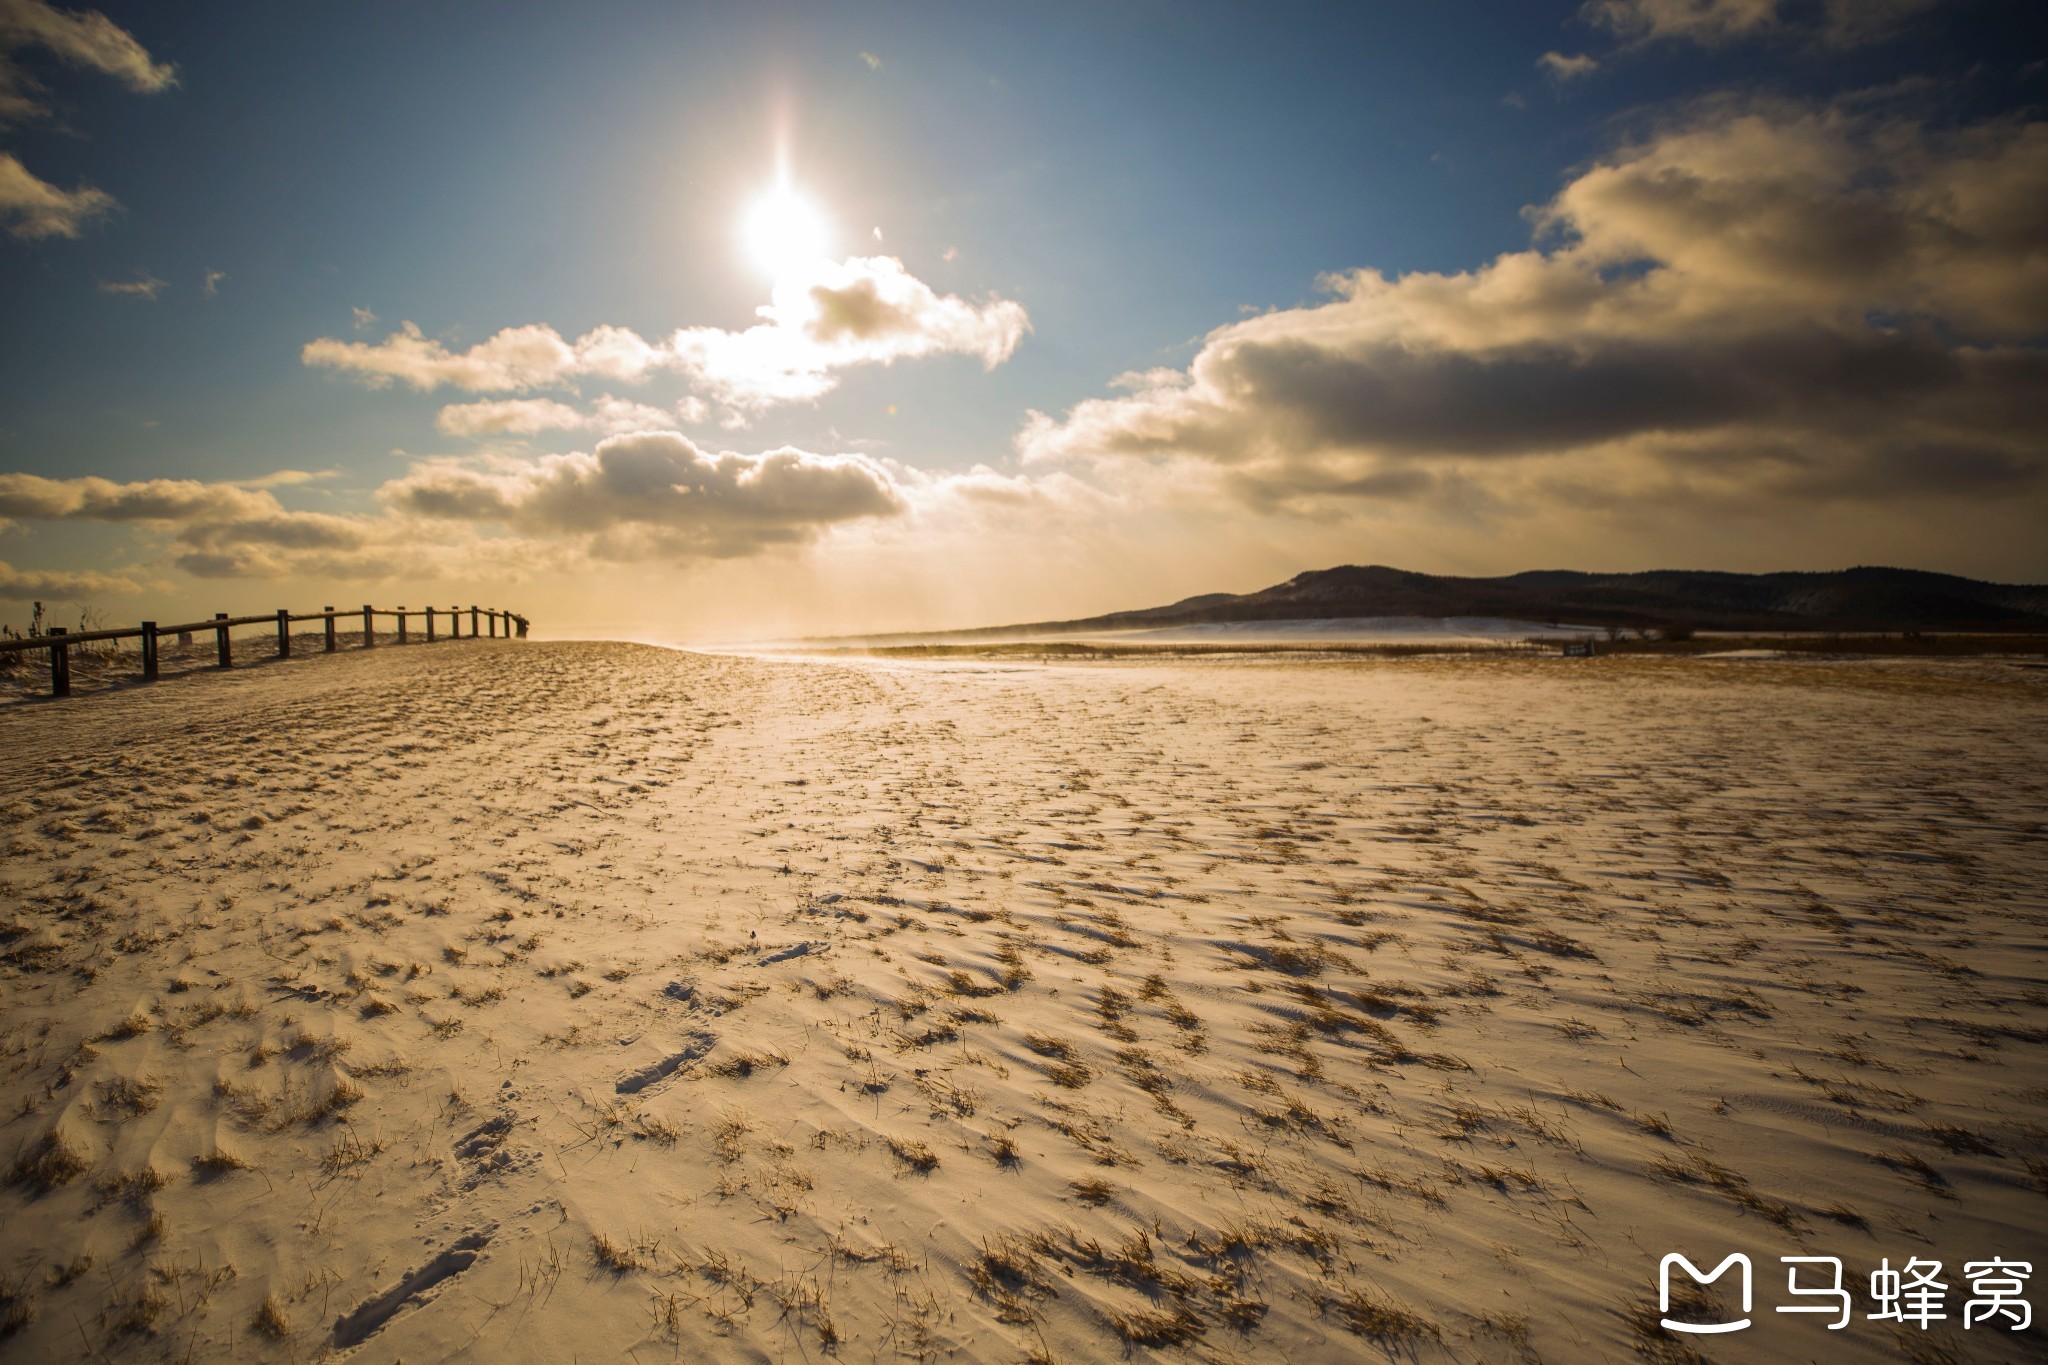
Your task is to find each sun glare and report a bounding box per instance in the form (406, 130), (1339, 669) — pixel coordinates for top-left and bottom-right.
(740, 184), (830, 278)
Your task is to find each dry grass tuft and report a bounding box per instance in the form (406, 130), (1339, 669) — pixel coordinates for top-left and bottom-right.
(192, 1147), (253, 1177)
(94, 1166), (168, 1209)
(252, 1293), (292, 1340)
(8, 1130), (90, 1193)
(1107, 1302), (1205, 1347)
(593, 1231), (653, 1273)
(1316, 1285), (1439, 1341)
(886, 1136), (939, 1173)
(319, 1130), (386, 1176)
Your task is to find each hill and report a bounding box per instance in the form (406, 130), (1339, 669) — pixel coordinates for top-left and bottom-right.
(927, 565), (2048, 639)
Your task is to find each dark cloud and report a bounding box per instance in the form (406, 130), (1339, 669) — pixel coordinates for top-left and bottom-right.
(382, 431), (906, 561)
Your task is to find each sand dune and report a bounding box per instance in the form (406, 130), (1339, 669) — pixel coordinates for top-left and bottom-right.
(0, 642), (2042, 1362)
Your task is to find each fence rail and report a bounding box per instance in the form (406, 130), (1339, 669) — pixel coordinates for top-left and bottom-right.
(0, 603), (529, 698)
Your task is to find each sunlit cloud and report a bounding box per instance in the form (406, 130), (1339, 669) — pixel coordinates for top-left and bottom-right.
(0, 471), (284, 524)
(302, 321), (666, 393)
(671, 255), (1029, 411)
(435, 394), (709, 438)
(1537, 51), (1599, 81)
(0, 0), (172, 248)
(0, 150), (113, 238)
(306, 256), (1028, 418)
(0, 0), (176, 126)
(1018, 97), (2048, 525)
(0, 558), (139, 600)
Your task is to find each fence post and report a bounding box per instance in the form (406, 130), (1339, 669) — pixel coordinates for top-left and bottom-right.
(426, 606), (436, 642)
(518, 615), (528, 638)
(324, 607), (336, 653)
(216, 613), (232, 669)
(453, 605), (462, 638)
(487, 609), (497, 638)
(141, 621), (158, 681)
(363, 604), (374, 647)
(470, 605), (479, 637)
(397, 608), (408, 645)
(48, 626), (69, 697)
(277, 609), (291, 658)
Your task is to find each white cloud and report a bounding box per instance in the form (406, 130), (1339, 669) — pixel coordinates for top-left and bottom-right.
(1017, 99), (2048, 524)
(202, 267), (224, 297)
(0, 150), (112, 238)
(858, 50), (882, 71)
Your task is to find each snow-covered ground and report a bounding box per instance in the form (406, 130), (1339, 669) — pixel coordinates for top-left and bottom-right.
(1, 642), (2042, 1362)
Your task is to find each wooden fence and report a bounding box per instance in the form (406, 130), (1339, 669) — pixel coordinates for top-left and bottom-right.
(0, 604), (529, 698)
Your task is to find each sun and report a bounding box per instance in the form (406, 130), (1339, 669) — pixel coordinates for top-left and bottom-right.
(740, 183), (830, 278)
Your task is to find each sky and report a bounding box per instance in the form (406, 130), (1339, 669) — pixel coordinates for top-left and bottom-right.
(0, 0), (2042, 640)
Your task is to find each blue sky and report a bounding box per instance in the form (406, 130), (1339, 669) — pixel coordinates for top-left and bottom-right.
(1, 0), (2043, 636)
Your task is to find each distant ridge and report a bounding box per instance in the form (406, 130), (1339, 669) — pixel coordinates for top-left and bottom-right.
(916, 565), (2048, 640)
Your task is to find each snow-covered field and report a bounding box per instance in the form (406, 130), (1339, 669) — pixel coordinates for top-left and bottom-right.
(1, 641), (2042, 1362)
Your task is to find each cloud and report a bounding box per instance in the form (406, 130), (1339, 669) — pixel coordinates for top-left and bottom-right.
(351, 306), (377, 329)
(1581, 0), (1940, 48)
(0, 0), (174, 127)
(858, 50), (881, 70)
(0, 0), (173, 95)
(202, 267), (223, 297)
(0, 150), (111, 237)
(0, 558), (138, 600)
(97, 268), (163, 299)
(307, 257), (1029, 417)
(1537, 51), (1600, 80)
(381, 431), (905, 560)
(301, 320), (654, 393)
(0, 472), (284, 523)
(0, 428), (908, 587)
(670, 255), (1029, 410)
(0, 469), (570, 582)
(0, 474), (330, 584)
(233, 468), (336, 490)
(1017, 98), (2048, 523)
(434, 394), (708, 438)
